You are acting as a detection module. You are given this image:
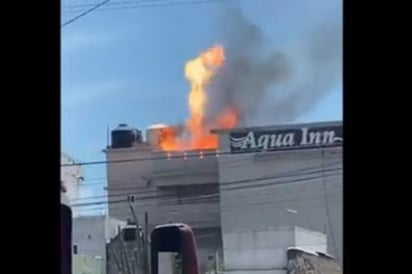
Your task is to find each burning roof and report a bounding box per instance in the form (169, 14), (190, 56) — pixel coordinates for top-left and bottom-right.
(158, 45), (238, 151)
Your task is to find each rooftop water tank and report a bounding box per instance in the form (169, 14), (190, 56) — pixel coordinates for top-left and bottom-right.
(146, 123), (169, 147)
(111, 124), (142, 149)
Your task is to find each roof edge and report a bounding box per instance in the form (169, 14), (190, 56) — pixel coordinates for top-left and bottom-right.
(211, 120), (342, 134)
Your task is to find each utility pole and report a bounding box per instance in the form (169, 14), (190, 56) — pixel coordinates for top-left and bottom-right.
(119, 241), (132, 274)
(108, 249), (123, 274)
(128, 195), (143, 273)
(144, 211), (149, 274)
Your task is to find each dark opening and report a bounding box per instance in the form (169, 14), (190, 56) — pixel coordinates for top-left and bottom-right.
(123, 227), (137, 241)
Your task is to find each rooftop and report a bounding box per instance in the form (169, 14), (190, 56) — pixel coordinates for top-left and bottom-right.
(211, 120), (342, 134)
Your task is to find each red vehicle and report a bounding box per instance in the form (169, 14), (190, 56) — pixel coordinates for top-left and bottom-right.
(151, 223), (199, 274)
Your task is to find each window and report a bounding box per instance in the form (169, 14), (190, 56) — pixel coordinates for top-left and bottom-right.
(158, 183), (219, 205)
(127, 195), (135, 203)
(73, 244), (78, 255)
(123, 227), (137, 241)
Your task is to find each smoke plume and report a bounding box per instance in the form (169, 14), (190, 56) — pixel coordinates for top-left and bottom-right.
(206, 1), (342, 127)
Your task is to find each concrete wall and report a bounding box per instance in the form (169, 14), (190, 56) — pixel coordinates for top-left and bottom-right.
(61, 153), (82, 213)
(223, 246), (343, 274)
(225, 271), (285, 274)
(294, 227), (327, 253)
(216, 130), (342, 262)
(286, 248), (342, 274)
(105, 144), (223, 272)
(151, 149), (218, 187)
(105, 146), (221, 229)
(194, 227), (223, 273)
(222, 227), (326, 273)
(105, 144), (158, 226)
(73, 255), (104, 274)
(106, 231), (143, 274)
(73, 216), (127, 274)
(105, 217), (128, 241)
(73, 216), (106, 259)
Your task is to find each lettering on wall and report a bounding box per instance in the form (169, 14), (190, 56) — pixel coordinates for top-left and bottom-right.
(229, 124), (343, 153)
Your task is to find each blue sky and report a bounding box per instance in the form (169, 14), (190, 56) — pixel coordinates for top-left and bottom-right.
(61, 0), (342, 214)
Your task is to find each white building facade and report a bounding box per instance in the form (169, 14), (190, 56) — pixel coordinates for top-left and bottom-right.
(72, 215), (127, 274)
(61, 153), (83, 204)
(223, 226), (328, 274)
(212, 121), (343, 263)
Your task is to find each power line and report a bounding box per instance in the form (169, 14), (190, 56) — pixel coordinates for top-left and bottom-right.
(62, 150), (223, 167)
(79, 162), (341, 188)
(74, 150), (342, 184)
(73, 161), (342, 201)
(72, 152), (342, 187)
(71, 168), (342, 207)
(77, 181), (342, 212)
(77, 159), (342, 194)
(63, 0), (165, 9)
(75, 188), (342, 213)
(61, 0), (112, 27)
(62, 0), (240, 14)
(74, 173), (342, 215)
(71, 162), (342, 201)
(61, 144), (343, 167)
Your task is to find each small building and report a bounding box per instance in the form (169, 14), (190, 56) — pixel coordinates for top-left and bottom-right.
(212, 121), (343, 261)
(61, 153), (83, 216)
(287, 247), (342, 274)
(222, 226), (329, 274)
(72, 215), (127, 274)
(73, 255), (105, 274)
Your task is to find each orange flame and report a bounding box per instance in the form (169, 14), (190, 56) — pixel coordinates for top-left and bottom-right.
(159, 45), (237, 151)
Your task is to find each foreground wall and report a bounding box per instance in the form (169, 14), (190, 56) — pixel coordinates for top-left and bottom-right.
(215, 121), (343, 261)
(287, 248), (342, 274)
(222, 227), (327, 274)
(73, 255), (104, 274)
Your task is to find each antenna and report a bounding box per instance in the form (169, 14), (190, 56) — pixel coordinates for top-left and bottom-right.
(106, 126), (110, 148)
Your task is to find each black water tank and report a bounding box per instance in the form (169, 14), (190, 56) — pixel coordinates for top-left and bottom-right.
(111, 124), (136, 148)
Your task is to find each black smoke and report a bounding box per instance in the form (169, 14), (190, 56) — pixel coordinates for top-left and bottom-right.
(206, 1), (342, 127)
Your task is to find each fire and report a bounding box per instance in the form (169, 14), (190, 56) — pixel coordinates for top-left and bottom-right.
(159, 45), (237, 151)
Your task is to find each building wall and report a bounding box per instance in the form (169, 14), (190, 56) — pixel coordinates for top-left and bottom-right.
(105, 217), (128, 240)
(225, 270), (285, 274)
(194, 227), (223, 273)
(73, 216), (107, 260)
(215, 125), (343, 262)
(286, 248), (342, 274)
(106, 231), (143, 274)
(72, 216), (127, 274)
(105, 146), (221, 227)
(61, 153), (82, 212)
(73, 255), (104, 274)
(105, 144), (223, 272)
(222, 227), (327, 274)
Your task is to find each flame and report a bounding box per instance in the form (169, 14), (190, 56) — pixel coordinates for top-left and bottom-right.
(159, 45), (237, 151)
